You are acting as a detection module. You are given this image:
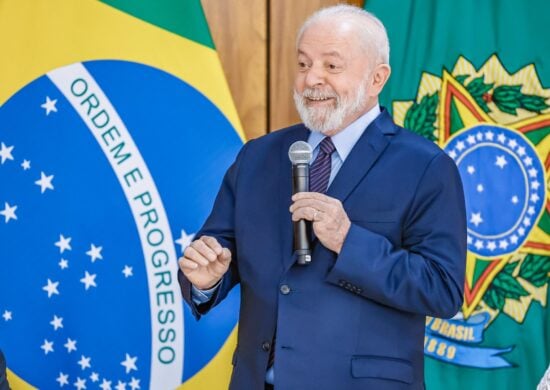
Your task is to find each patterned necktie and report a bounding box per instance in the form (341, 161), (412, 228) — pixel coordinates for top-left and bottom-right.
(309, 137), (336, 193)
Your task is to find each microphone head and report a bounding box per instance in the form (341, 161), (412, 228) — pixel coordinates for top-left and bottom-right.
(288, 141), (313, 165)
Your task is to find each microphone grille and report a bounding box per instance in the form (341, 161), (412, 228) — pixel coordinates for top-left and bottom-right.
(288, 141), (313, 164)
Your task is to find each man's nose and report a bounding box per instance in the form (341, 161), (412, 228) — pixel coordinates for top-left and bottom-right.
(304, 66), (325, 87)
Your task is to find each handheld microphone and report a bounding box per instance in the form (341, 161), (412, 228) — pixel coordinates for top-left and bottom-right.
(288, 141), (313, 265)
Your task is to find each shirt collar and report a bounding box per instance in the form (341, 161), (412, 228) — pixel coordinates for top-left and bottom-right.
(307, 105), (381, 161)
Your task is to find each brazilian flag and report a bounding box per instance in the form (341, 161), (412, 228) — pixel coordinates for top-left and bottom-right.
(0, 0), (242, 388)
(365, 0), (550, 389)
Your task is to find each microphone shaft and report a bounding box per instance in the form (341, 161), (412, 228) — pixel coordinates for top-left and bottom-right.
(292, 163), (311, 265)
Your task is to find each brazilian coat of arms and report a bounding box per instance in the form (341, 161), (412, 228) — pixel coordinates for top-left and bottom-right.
(394, 55), (550, 368)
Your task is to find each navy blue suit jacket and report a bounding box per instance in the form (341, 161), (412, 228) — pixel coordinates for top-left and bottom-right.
(179, 109), (466, 389)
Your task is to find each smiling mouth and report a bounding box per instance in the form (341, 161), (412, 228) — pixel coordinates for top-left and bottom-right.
(305, 96), (335, 104)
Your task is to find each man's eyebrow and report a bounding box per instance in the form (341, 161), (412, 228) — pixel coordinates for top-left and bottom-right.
(297, 49), (343, 58)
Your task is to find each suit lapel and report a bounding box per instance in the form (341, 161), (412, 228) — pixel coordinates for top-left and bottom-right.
(326, 109), (397, 203)
(279, 125), (310, 270)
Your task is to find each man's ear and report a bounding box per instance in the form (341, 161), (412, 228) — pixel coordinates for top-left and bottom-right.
(368, 63), (391, 97)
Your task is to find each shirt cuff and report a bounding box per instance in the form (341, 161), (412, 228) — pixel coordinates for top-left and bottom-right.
(191, 281), (221, 305)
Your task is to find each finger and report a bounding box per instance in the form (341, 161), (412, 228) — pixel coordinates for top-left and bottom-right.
(219, 247), (232, 263)
(191, 239), (218, 262)
(200, 236), (223, 256)
(183, 246), (210, 267)
(290, 199), (328, 213)
(292, 192), (332, 202)
(179, 258), (199, 271)
(291, 206), (317, 221)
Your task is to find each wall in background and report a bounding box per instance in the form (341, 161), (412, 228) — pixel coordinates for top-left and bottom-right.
(202, 0), (364, 140)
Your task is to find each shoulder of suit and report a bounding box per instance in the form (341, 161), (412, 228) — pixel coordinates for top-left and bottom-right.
(243, 123), (307, 147)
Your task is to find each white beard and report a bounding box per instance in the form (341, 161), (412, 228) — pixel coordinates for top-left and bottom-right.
(293, 81), (367, 134)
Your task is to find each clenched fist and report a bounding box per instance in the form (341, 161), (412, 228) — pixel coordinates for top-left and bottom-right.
(178, 235), (232, 290)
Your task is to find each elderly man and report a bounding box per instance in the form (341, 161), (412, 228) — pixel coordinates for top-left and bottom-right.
(178, 4), (466, 390)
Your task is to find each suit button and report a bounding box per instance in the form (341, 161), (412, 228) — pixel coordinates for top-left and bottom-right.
(262, 341), (271, 352)
(280, 284), (291, 295)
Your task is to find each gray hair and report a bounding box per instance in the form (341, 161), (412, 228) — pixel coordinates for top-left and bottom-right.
(296, 4), (390, 65)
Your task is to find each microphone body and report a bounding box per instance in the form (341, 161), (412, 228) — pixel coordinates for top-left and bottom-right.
(288, 141), (313, 265)
(292, 163), (311, 265)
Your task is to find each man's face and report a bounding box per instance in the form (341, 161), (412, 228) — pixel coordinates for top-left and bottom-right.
(294, 21), (374, 135)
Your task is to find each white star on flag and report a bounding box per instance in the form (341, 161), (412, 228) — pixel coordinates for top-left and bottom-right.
(42, 278), (60, 298)
(175, 229), (195, 253)
(528, 206), (536, 215)
(510, 235), (519, 244)
(487, 241), (497, 251)
(456, 141), (465, 151)
(467, 165), (475, 175)
(116, 381), (127, 390)
(476, 132), (483, 140)
(477, 184), (484, 193)
(532, 181), (541, 190)
(121, 353), (138, 373)
(523, 156), (533, 166)
(86, 244), (103, 262)
(485, 131), (494, 140)
(41, 96), (58, 115)
(499, 240), (509, 249)
(467, 135), (476, 144)
(495, 155), (507, 169)
(518, 227), (526, 236)
(59, 258), (69, 269)
(517, 146), (526, 156)
(470, 212), (483, 227)
(129, 377), (140, 390)
(100, 379), (112, 390)
(508, 139), (518, 149)
(2, 310), (12, 321)
(529, 168), (538, 178)
(497, 133), (506, 143)
(0, 202), (17, 223)
(56, 372), (69, 387)
(531, 194), (540, 203)
(511, 196), (519, 204)
(50, 315), (64, 330)
(35, 171), (55, 193)
(64, 338), (77, 353)
(122, 265), (133, 278)
(55, 234), (72, 253)
(78, 355), (91, 370)
(0, 142), (14, 164)
(475, 240), (484, 250)
(90, 372), (99, 382)
(74, 377), (86, 390)
(21, 159), (31, 170)
(80, 271), (97, 290)
(41, 339), (54, 354)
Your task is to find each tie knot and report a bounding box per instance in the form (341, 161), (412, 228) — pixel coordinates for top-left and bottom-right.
(319, 137), (335, 155)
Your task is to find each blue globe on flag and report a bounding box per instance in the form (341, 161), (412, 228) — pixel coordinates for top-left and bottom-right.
(0, 60), (241, 389)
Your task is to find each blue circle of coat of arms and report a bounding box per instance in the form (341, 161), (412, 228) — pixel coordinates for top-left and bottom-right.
(444, 124), (545, 257)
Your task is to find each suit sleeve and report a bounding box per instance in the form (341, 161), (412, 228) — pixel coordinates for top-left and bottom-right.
(178, 142), (250, 320)
(325, 151), (466, 318)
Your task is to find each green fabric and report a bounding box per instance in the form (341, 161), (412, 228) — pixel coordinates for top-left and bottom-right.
(364, 1), (550, 389)
(100, 0), (214, 48)
(365, 0), (550, 110)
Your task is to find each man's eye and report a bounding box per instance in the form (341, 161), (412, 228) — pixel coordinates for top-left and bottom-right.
(298, 62), (308, 69)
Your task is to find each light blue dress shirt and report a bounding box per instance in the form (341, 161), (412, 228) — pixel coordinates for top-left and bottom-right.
(191, 105), (381, 384)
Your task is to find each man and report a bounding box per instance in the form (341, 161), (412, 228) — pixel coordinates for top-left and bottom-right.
(178, 5), (466, 390)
